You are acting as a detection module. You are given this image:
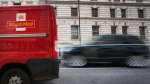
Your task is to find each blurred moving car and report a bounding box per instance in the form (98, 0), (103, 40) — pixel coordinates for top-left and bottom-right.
(62, 34), (150, 67)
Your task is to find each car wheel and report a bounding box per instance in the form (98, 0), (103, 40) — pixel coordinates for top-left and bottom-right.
(126, 56), (147, 67)
(1, 68), (31, 84)
(66, 56), (87, 67)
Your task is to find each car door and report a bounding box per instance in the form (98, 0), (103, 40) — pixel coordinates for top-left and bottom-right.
(96, 35), (116, 59)
(111, 36), (128, 60)
(82, 45), (99, 58)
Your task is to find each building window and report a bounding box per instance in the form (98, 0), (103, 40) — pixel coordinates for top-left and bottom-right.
(71, 8), (78, 17)
(139, 27), (145, 39)
(54, 7), (57, 16)
(110, 9), (115, 18)
(71, 26), (78, 39)
(14, 3), (21, 5)
(108, 0), (111, 2)
(92, 26), (99, 36)
(138, 10), (144, 18)
(121, 9), (126, 18)
(122, 26), (128, 34)
(114, 0), (120, 2)
(122, 0), (126, 2)
(26, 1), (33, 5)
(111, 26), (117, 34)
(90, 0), (98, 1)
(136, 0), (143, 2)
(92, 8), (98, 17)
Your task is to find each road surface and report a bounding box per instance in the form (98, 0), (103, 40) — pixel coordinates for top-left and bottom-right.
(33, 60), (150, 84)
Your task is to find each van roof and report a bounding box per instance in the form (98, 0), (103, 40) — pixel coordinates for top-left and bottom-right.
(0, 5), (54, 11)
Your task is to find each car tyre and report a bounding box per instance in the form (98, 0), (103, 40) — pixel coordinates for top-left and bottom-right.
(126, 56), (147, 68)
(66, 56), (87, 67)
(1, 68), (31, 84)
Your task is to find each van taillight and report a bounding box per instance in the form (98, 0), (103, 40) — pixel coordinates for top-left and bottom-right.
(55, 41), (58, 52)
(53, 40), (58, 58)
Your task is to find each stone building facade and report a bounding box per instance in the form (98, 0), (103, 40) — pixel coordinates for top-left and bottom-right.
(1, 0), (150, 46)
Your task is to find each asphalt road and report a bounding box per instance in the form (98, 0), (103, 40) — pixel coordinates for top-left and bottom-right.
(33, 60), (150, 84)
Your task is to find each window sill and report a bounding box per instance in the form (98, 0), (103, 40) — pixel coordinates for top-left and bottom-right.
(71, 39), (79, 41)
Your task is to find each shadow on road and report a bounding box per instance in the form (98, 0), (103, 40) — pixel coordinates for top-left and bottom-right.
(84, 63), (126, 68)
(60, 60), (150, 68)
(60, 61), (127, 68)
(33, 80), (54, 84)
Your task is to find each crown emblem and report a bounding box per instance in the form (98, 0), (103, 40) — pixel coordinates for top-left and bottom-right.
(18, 15), (24, 19)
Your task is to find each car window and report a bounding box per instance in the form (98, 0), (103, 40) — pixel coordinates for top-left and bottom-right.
(85, 35), (143, 45)
(113, 35), (143, 44)
(114, 36), (125, 41)
(93, 35), (115, 44)
(126, 36), (143, 44)
(100, 35), (114, 41)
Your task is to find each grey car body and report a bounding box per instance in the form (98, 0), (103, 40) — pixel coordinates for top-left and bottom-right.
(62, 34), (150, 67)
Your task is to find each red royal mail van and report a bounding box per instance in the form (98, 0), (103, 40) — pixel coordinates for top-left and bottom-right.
(0, 5), (60, 84)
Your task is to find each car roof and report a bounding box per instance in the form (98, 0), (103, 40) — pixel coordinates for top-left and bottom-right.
(100, 34), (137, 37)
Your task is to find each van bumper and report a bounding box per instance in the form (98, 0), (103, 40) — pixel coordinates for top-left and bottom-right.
(26, 58), (60, 81)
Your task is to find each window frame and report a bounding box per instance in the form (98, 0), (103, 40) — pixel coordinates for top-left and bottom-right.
(122, 26), (128, 34)
(111, 26), (117, 34)
(71, 8), (78, 17)
(136, 0), (143, 3)
(71, 26), (79, 39)
(121, 9), (126, 18)
(92, 8), (98, 17)
(110, 9), (116, 18)
(122, 0), (126, 2)
(14, 3), (21, 5)
(114, 0), (120, 2)
(139, 26), (145, 39)
(108, 0), (111, 2)
(138, 9), (144, 18)
(92, 26), (99, 36)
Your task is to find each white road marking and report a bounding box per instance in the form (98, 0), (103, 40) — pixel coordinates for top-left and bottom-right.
(60, 67), (128, 70)
(60, 68), (108, 70)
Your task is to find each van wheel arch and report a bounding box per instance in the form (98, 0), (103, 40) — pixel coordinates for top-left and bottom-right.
(1, 68), (31, 84)
(0, 63), (31, 79)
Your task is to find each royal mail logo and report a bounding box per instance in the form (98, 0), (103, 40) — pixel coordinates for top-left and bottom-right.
(7, 21), (35, 28)
(18, 15), (24, 20)
(17, 13), (26, 21)
(7, 13), (35, 31)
